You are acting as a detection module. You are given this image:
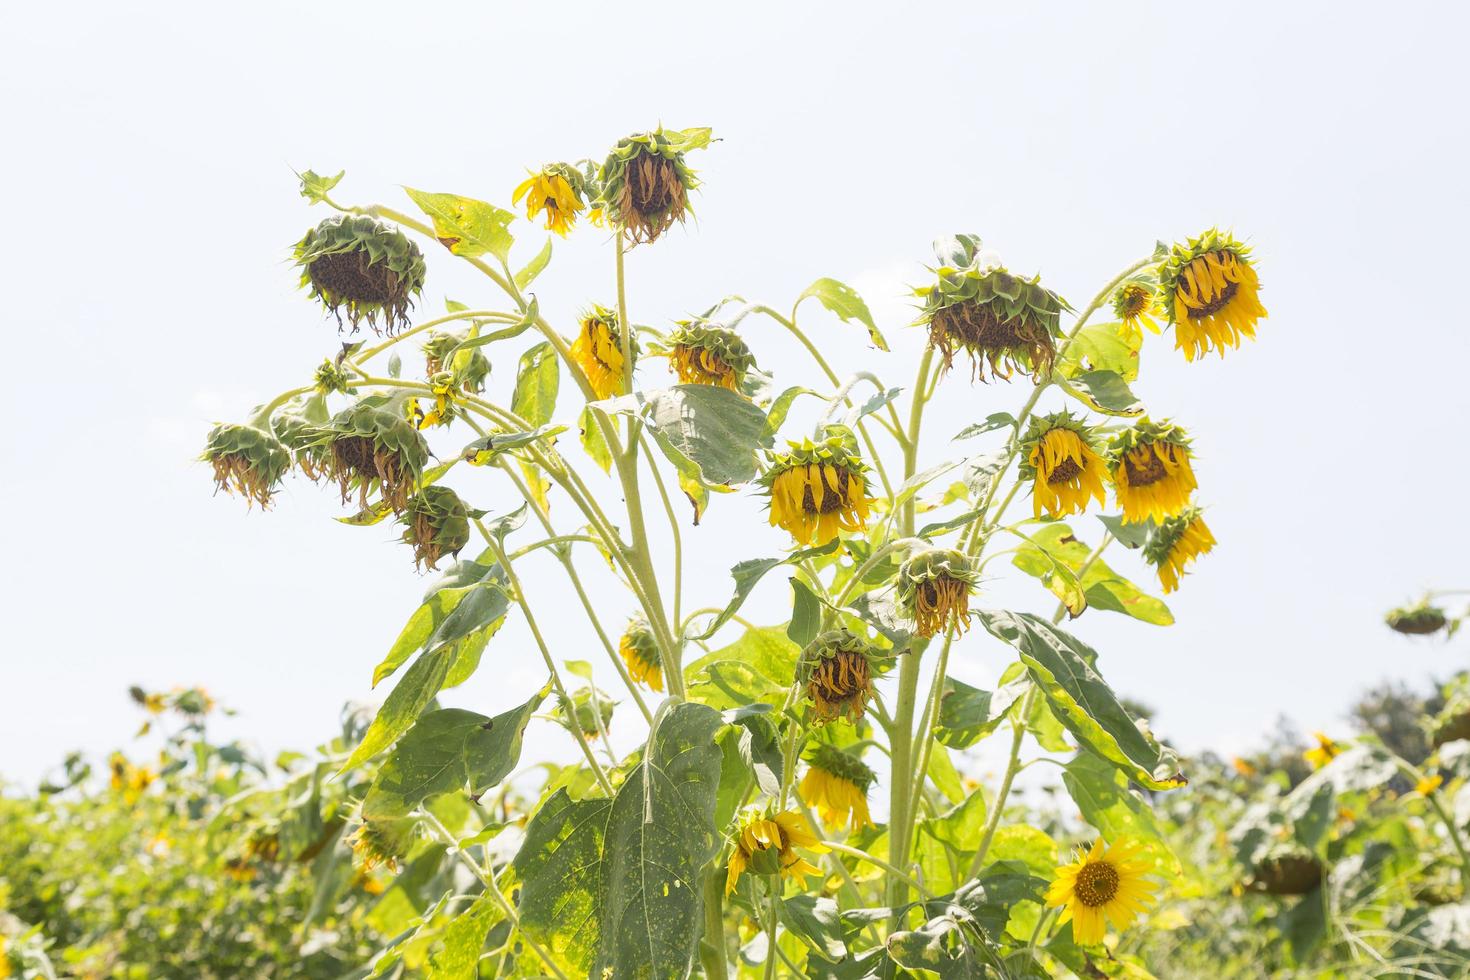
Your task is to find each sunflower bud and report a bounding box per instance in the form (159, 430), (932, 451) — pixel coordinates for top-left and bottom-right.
(407, 373), (460, 430)
(664, 319), (755, 391)
(421, 332), (491, 394)
(800, 743), (876, 831)
(312, 401), (429, 514)
(572, 304), (635, 400)
(1018, 413), (1109, 520)
(313, 359), (356, 395)
(598, 127), (710, 245)
(1110, 278), (1164, 347)
(1158, 229), (1268, 361)
(1142, 507), (1216, 594)
(513, 163), (597, 237)
(725, 807), (826, 895)
(1385, 600), (1448, 636)
(555, 688), (614, 741)
(917, 235), (1067, 382)
(799, 629), (878, 725)
(294, 215), (426, 335)
(401, 486), (471, 571)
(348, 817), (418, 874)
(202, 422), (291, 509)
(618, 617), (664, 692)
(896, 547), (978, 638)
(760, 433), (873, 547)
(1106, 419), (1197, 524)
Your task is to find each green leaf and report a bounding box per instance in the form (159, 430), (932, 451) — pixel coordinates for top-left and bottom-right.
(920, 789), (988, 857)
(935, 677), (1026, 748)
(403, 187), (515, 262)
(425, 893), (502, 980)
(795, 278), (889, 351)
(362, 689), (547, 820)
(685, 627), (800, 710)
(514, 237), (553, 289)
(1061, 753), (1180, 875)
(762, 385), (822, 438)
(602, 385), (769, 487)
(579, 406), (613, 473)
(953, 413), (1016, 441)
(1059, 321), (1140, 382)
(297, 168), (343, 205)
(687, 542), (837, 641)
(461, 424), (567, 465)
(926, 742), (965, 804)
(511, 341), (559, 427)
(341, 646), (455, 774)
(887, 913), (982, 979)
(1057, 369), (1144, 417)
(513, 702), (724, 979)
(371, 556), (511, 688)
(1012, 523), (1172, 626)
(980, 610), (1187, 791)
(780, 894), (846, 962)
(787, 577), (822, 648)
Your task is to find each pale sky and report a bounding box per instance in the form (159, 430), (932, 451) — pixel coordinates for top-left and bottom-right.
(3, 2), (1467, 787)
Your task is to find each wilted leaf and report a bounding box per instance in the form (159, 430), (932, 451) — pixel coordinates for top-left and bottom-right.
(403, 188), (515, 261)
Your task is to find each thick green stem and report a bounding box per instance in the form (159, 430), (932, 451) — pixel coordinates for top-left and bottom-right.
(700, 870), (729, 980)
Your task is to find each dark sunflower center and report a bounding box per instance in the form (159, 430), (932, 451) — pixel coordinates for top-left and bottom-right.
(308, 250), (401, 307)
(801, 467), (852, 515)
(1120, 289), (1148, 317)
(1123, 448), (1168, 487)
(1073, 861), (1120, 907)
(810, 650), (870, 702)
(1186, 279), (1238, 318)
(628, 153), (683, 214)
(1046, 458), (1083, 485)
(928, 300), (1055, 382)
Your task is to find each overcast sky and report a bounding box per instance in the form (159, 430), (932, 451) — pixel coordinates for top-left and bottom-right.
(3, 2), (1467, 789)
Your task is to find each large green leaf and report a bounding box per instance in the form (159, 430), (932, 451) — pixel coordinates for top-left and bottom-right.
(1061, 753), (1179, 875)
(602, 385), (769, 487)
(513, 702), (724, 979)
(372, 553), (510, 687)
(425, 893), (503, 980)
(795, 277), (889, 351)
(362, 688), (546, 820)
(340, 646), (455, 774)
(511, 341), (559, 427)
(403, 188), (515, 261)
(934, 677), (1026, 748)
(1011, 523), (1172, 626)
(1057, 369), (1144, 417)
(1059, 321), (1140, 382)
(685, 626), (800, 709)
(979, 610), (1187, 791)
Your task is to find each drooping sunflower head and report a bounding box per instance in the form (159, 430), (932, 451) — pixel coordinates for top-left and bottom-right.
(421, 331), (491, 394)
(400, 485), (471, 571)
(664, 319), (756, 391)
(618, 616), (664, 693)
(916, 235), (1068, 383)
(1159, 229), (1267, 361)
(1142, 506), (1216, 594)
(202, 422), (292, 509)
(1019, 413), (1109, 520)
(348, 817), (418, 874)
(271, 396), (332, 481)
(1107, 419), (1197, 524)
(294, 215), (426, 336)
(1247, 847), (1323, 896)
(1044, 836), (1159, 947)
(725, 806), (827, 895)
(800, 743), (876, 831)
(1303, 731), (1342, 769)
(799, 628), (879, 725)
(760, 433), (873, 547)
(572, 304), (635, 400)
(1385, 599), (1449, 636)
(310, 401), (430, 514)
(512, 163), (595, 237)
(313, 358), (356, 396)
(406, 372), (461, 430)
(598, 127), (710, 245)
(896, 547), (978, 638)
(1110, 277), (1163, 346)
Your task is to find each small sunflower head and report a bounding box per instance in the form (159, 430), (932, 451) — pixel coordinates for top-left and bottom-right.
(618, 616), (664, 692)
(760, 433), (873, 547)
(294, 215), (426, 335)
(1303, 731), (1342, 769)
(421, 331), (491, 394)
(555, 687), (615, 742)
(202, 422), (291, 509)
(799, 629), (879, 725)
(1044, 837), (1159, 947)
(401, 485), (471, 571)
(664, 319), (756, 391)
(1110, 278), (1164, 346)
(312, 401), (430, 514)
(1385, 599), (1449, 636)
(1107, 419), (1197, 524)
(1018, 413), (1109, 520)
(1247, 848), (1323, 896)
(598, 127), (710, 245)
(1142, 507), (1216, 594)
(896, 547), (978, 638)
(512, 163), (595, 237)
(313, 359), (356, 396)
(800, 743), (876, 831)
(725, 806), (827, 895)
(917, 235), (1067, 383)
(572, 304), (635, 400)
(1158, 229), (1268, 361)
(406, 372), (461, 430)
(348, 817), (418, 874)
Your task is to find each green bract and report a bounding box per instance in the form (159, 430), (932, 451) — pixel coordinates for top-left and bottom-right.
(896, 547), (977, 606)
(758, 430), (869, 490)
(201, 422), (291, 509)
(804, 741), (876, 791)
(597, 127), (710, 244)
(664, 318), (756, 389)
(422, 330), (491, 393)
(309, 401), (429, 513)
(294, 214), (426, 335)
(401, 485), (471, 571)
(1105, 416), (1192, 464)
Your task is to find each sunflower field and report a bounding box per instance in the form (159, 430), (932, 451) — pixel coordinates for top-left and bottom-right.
(5, 129), (1469, 979)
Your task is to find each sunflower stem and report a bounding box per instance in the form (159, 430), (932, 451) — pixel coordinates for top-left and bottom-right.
(700, 869), (729, 980)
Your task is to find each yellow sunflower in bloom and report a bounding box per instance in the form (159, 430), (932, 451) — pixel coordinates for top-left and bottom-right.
(726, 808), (827, 895)
(1159, 229), (1268, 361)
(618, 617), (664, 692)
(896, 547), (978, 638)
(1111, 279), (1163, 347)
(1045, 837), (1159, 947)
(1415, 774), (1444, 796)
(1108, 420), (1197, 524)
(1021, 414), (1108, 520)
(1303, 732), (1342, 769)
(800, 744), (875, 831)
(1143, 507), (1216, 593)
(512, 165), (591, 237)
(762, 434), (873, 547)
(571, 304), (632, 399)
(800, 629), (878, 725)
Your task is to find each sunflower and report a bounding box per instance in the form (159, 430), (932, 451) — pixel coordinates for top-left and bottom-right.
(571, 304), (633, 400)
(1416, 774), (1444, 796)
(348, 818), (417, 875)
(202, 422), (292, 509)
(800, 629), (878, 725)
(896, 547), (978, 638)
(1045, 837), (1159, 947)
(761, 435), (873, 547)
(512, 164), (593, 237)
(799, 744), (875, 832)
(1108, 420), (1197, 524)
(664, 319), (756, 391)
(406, 373), (460, 430)
(1111, 279), (1163, 347)
(598, 127), (710, 245)
(421, 331), (490, 394)
(108, 753), (156, 805)
(401, 486), (471, 571)
(618, 616), (664, 692)
(310, 401), (430, 514)
(1385, 599), (1449, 636)
(1143, 507), (1216, 594)
(271, 396), (332, 481)
(1247, 849), (1323, 896)
(294, 214), (426, 336)
(1159, 229), (1268, 361)
(1231, 757), (1257, 777)
(313, 358), (356, 396)
(1303, 732), (1341, 769)
(1020, 414), (1109, 520)
(725, 808), (827, 895)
